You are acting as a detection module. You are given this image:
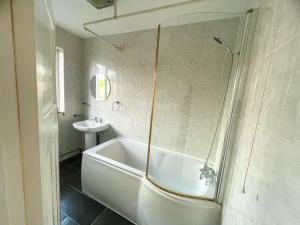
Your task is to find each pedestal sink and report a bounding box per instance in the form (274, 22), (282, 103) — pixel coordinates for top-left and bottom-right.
(73, 119), (109, 149)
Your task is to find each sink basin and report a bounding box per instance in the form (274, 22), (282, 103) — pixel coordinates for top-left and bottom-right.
(73, 120), (109, 133)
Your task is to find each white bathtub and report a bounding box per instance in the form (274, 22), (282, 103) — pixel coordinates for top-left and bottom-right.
(82, 137), (221, 225)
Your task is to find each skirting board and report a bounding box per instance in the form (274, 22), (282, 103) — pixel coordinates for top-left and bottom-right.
(59, 148), (81, 162)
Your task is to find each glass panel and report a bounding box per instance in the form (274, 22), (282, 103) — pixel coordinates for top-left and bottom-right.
(147, 13), (243, 199)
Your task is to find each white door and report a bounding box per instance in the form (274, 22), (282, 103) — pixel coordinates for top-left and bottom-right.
(9, 0), (59, 224)
(35, 0), (59, 224)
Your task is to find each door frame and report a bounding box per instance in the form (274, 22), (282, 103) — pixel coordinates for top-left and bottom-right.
(0, 1), (26, 224)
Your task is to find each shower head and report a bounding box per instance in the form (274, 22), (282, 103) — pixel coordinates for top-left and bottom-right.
(212, 35), (234, 55)
(213, 36), (224, 45)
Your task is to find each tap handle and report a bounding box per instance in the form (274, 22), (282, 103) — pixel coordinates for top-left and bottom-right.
(92, 116), (101, 122)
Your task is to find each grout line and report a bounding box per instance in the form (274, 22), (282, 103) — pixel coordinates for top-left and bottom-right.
(60, 169), (84, 194)
(65, 181), (83, 194)
(67, 216), (80, 225)
(59, 149), (82, 162)
(272, 32), (300, 53)
(60, 158), (108, 225)
(61, 176), (98, 203)
(248, 12), (300, 66)
(60, 179), (132, 224)
(60, 190), (107, 225)
(60, 164), (80, 182)
(60, 215), (67, 224)
(62, 160), (82, 171)
(60, 161), (77, 168)
(60, 155), (82, 171)
(90, 208), (108, 225)
(60, 209), (80, 225)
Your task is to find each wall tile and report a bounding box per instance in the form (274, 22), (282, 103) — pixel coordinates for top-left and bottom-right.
(273, 0), (300, 49)
(222, 1), (300, 225)
(275, 35), (300, 141)
(239, 57), (271, 123)
(249, 0), (282, 62)
(258, 36), (299, 133)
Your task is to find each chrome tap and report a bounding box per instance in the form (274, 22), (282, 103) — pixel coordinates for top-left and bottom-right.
(82, 102), (91, 107)
(91, 116), (101, 123)
(199, 163), (216, 185)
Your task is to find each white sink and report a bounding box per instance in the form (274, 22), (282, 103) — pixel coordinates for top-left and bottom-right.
(73, 120), (109, 133)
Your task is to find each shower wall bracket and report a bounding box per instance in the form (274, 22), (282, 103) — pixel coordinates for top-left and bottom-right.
(82, 25), (123, 50)
(83, 0), (204, 50)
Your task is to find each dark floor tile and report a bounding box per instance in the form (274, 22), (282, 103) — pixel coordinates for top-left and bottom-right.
(92, 208), (134, 225)
(61, 212), (67, 222)
(63, 170), (82, 191)
(60, 163), (78, 180)
(61, 216), (80, 225)
(68, 158), (82, 171)
(63, 154), (82, 165)
(60, 182), (105, 225)
(62, 154), (82, 171)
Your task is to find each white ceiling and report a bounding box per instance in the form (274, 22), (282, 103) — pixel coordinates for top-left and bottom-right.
(51, 0), (248, 38)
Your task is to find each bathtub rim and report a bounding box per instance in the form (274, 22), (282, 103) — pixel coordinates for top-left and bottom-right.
(82, 138), (145, 177)
(83, 136), (216, 182)
(84, 136), (214, 165)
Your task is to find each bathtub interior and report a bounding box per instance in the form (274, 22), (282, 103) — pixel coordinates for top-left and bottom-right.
(85, 138), (215, 198)
(91, 138), (148, 172)
(148, 149), (216, 197)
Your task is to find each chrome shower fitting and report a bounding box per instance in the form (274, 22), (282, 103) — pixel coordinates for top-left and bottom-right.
(212, 35), (239, 55)
(199, 164), (216, 185)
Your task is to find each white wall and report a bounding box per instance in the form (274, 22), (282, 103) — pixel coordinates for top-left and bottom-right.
(222, 0), (300, 224)
(56, 27), (83, 156)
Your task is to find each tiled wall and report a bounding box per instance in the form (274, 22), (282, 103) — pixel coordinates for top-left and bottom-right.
(83, 17), (240, 160)
(222, 0), (300, 224)
(56, 27), (83, 156)
(83, 29), (156, 142)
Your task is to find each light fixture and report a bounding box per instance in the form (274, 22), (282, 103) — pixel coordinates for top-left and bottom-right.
(87, 0), (114, 9)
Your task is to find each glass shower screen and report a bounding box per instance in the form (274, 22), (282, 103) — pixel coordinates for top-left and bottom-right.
(146, 12), (245, 199)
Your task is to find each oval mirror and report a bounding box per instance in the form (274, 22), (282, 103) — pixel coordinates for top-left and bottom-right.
(89, 74), (111, 102)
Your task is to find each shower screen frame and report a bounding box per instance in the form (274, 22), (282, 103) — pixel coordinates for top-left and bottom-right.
(145, 10), (255, 201)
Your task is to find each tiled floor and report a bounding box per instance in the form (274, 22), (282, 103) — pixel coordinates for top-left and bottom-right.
(60, 154), (134, 225)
